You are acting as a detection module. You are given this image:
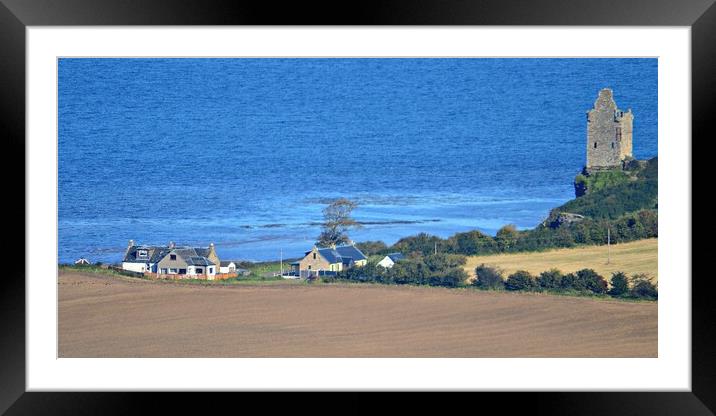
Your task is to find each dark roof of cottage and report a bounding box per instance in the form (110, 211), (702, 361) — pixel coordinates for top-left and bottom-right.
(335, 245), (367, 261)
(186, 256), (215, 266)
(313, 245), (367, 264)
(220, 261), (235, 267)
(387, 253), (404, 262)
(123, 244), (215, 265)
(123, 245), (171, 263)
(316, 248), (341, 264)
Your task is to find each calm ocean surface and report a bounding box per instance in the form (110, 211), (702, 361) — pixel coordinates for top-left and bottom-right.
(58, 58), (658, 263)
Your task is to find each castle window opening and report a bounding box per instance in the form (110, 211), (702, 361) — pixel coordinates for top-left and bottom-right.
(611, 142), (615, 149)
(616, 127), (622, 140)
(594, 142), (597, 149)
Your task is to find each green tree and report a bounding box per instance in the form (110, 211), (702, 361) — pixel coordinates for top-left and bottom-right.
(448, 230), (499, 255)
(496, 224), (519, 252)
(505, 270), (536, 291)
(473, 264), (504, 290)
(424, 253), (467, 273)
(559, 272), (579, 291)
(630, 273), (658, 299)
(428, 268), (467, 288)
(391, 233), (444, 257)
(608, 272), (630, 297)
(537, 268), (563, 290)
(574, 268), (608, 294)
(355, 240), (388, 256)
(317, 198), (361, 247)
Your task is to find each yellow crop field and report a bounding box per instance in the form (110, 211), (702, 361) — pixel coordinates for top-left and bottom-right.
(464, 238), (658, 282)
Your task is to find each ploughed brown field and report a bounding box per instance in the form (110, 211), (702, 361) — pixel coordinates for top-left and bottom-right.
(59, 271), (657, 358)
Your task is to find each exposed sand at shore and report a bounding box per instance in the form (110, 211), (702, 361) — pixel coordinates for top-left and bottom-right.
(59, 271), (657, 358)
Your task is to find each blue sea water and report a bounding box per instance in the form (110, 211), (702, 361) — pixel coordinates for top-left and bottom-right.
(58, 58), (658, 263)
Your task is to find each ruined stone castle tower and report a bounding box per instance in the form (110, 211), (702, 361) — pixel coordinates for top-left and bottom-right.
(586, 88), (633, 170)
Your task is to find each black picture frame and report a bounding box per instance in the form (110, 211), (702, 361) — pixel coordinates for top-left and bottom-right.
(2, 0), (710, 414)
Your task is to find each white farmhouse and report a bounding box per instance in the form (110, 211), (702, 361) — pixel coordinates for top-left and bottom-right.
(122, 240), (220, 279)
(377, 252), (405, 269)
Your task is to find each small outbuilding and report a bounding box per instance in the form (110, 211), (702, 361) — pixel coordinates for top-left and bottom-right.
(74, 258), (90, 265)
(377, 253), (405, 269)
(219, 261), (237, 274)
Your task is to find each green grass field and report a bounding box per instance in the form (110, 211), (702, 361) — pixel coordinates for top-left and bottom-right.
(464, 238), (658, 281)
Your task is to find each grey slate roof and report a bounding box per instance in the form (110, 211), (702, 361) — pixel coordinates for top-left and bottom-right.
(314, 245), (367, 265)
(335, 245), (367, 261)
(123, 244), (214, 266)
(123, 245), (170, 263)
(220, 260), (235, 267)
(185, 256), (215, 266)
(387, 253), (404, 262)
(317, 248), (342, 264)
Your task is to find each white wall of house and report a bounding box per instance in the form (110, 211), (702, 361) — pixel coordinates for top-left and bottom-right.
(377, 256), (395, 268)
(219, 262), (236, 274)
(122, 262), (149, 273)
(186, 265), (217, 279)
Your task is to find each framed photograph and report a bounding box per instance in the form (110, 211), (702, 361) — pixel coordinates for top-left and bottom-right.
(4, 0), (711, 413)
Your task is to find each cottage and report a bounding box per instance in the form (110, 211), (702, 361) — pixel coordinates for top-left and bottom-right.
(122, 240), (170, 273)
(219, 261), (237, 274)
(291, 244), (367, 278)
(122, 240), (221, 279)
(377, 252), (405, 269)
(74, 258), (90, 265)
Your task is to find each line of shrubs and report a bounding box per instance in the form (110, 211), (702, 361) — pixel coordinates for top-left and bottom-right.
(355, 209), (657, 259)
(323, 253), (469, 288)
(473, 264), (657, 300)
(320, 254), (657, 301)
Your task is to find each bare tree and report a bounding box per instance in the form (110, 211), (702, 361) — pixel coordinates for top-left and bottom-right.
(316, 198), (361, 247)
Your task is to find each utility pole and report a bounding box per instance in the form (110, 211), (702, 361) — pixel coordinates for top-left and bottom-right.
(280, 248), (283, 278)
(607, 226), (611, 265)
(434, 242), (437, 255)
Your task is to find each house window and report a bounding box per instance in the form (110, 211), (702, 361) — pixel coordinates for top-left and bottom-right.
(209, 267), (213, 273)
(179, 268), (186, 274)
(313, 253), (316, 260)
(161, 268), (167, 274)
(308, 265), (312, 270)
(169, 268), (177, 274)
(196, 268), (203, 274)
(170, 254), (177, 260)
(137, 249), (148, 258)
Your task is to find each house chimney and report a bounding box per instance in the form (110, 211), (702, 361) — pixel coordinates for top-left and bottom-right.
(207, 242), (219, 265)
(168, 241), (175, 249)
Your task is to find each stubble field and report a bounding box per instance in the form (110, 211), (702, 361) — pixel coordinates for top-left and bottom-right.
(464, 238), (658, 282)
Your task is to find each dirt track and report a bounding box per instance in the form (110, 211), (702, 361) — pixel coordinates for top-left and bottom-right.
(59, 271), (657, 357)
